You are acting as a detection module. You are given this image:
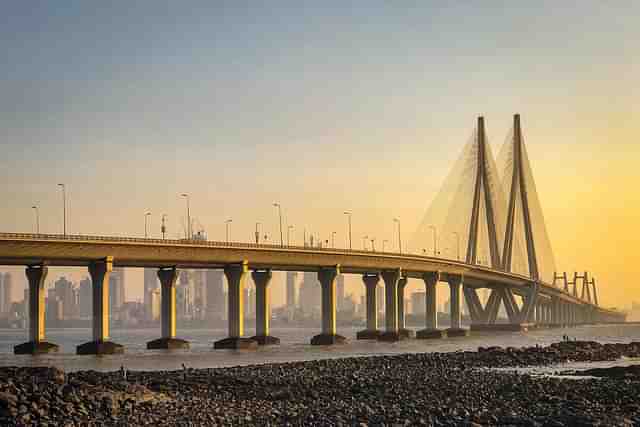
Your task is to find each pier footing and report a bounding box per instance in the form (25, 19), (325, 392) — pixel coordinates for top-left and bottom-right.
(416, 329), (447, 339)
(213, 337), (258, 350)
(146, 337), (190, 350)
(14, 341), (59, 355)
(310, 334), (347, 346)
(398, 329), (415, 339)
(378, 331), (407, 342)
(445, 328), (470, 338)
(470, 323), (531, 332)
(76, 340), (124, 355)
(356, 329), (380, 340)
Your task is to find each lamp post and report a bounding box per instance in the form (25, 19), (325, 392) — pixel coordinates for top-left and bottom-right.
(382, 239), (388, 252)
(370, 237), (376, 252)
(273, 203), (283, 246)
(57, 183), (66, 236)
(287, 225), (294, 246)
(255, 222), (261, 245)
(181, 194), (191, 239)
(31, 206), (40, 234)
(343, 211), (352, 250)
(225, 219), (232, 243)
(452, 231), (460, 261)
(144, 212), (151, 238)
(331, 231), (336, 248)
(393, 218), (402, 254)
(429, 225), (437, 257)
(161, 214), (167, 240)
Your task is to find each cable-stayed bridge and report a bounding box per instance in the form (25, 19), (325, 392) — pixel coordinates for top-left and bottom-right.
(1, 114), (625, 354)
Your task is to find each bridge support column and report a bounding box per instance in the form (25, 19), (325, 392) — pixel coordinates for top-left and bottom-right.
(378, 269), (403, 341)
(215, 261), (258, 349)
(397, 276), (414, 338)
(14, 265), (59, 355)
(77, 257), (124, 355)
(311, 266), (347, 345)
(147, 267), (189, 349)
(417, 272), (446, 339)
(251, 269), (279, 345)
(357, 273), (381, 339)
(446, 274), (469, 337)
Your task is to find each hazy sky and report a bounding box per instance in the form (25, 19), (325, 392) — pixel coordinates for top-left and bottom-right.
(1, 2), (638, 309)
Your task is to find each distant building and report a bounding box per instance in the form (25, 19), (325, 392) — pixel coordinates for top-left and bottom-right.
(298, 272), (320, 316)
(54, 276), (77, 320)
(143, 268), (159, 320)
(411, 291), (426, 316)
(336, 274), (345, 310)
(206, 270), (225, 319)
(376, 284), (385, 315)
(286, 271), (298, 308)
(78, 277), (92, 318)
(1, 272), (13, 314)
(149, 289), (161, 321)
(193, 270), (207, 320)
(109, 268), (125, 315)
(244, 284), (255, 317)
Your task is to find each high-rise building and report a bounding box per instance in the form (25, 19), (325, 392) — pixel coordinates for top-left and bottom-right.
(376, 284), (385, 315)
(109, 268), (125, 315)
(243, 284), (255, 317)
(411, 291), (426, 316)
(143, 268), (159, 320)
(336, 274), (345, 311)
(54, 276), (76, 320)
(286, 271), (298, 308)
(298, 272), (320, 315)
(78, 277), (92, 318)
(193, 270), (207, 320)
(1, 272), (13, 314)
(150, 288), (161, 321)
(205, 270), (225, 319)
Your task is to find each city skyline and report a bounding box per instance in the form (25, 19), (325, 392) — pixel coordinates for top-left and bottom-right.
(1, 2), (638, 308)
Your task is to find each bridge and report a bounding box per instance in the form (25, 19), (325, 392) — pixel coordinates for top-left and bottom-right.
(3, 114), (625, 354)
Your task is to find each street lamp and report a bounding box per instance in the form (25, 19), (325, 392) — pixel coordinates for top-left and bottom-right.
(343, 211), (352, 250)
(331, 231), (336, 248)
(382, 239), (389, 252)
(31, 206), (40, 234)
(161, 214), (167, 240)
(255, 222), (261, 245)
(144, 212), (151, 238)
(273, 203), (283, 246)
(452, 231), (460, 261)
(287, 225), (294, 246)
(428, 225), (437, 257)
(181, 194), (191, 239)
(393, 218), (402, 254)
(370, 237), (376, 252)
(225, 219), (233, 243)
(57, 184), (66, 236)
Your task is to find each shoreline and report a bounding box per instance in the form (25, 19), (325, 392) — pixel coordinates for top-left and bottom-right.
(1, 341), (640, 425)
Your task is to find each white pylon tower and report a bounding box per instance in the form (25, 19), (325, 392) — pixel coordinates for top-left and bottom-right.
(466, 116), (502, 269)
(502, 114), (539, 280)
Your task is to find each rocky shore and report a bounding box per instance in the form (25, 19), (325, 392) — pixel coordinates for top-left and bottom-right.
(1, 341), (639, 426)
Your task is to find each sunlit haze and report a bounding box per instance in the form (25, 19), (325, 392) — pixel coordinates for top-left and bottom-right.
(1, 2), (638, 310)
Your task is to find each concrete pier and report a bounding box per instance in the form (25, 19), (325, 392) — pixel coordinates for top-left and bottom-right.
(311, 266), (346, 345)
(215, 262), (258, 349)
(14, 265), (59, 355)
(446, 274), (469, 337)
(147, 267), (189, 349)
(251, 269), (280, 345)
(397, 276), (414, 338)
(417, 272), (446, 339)
(357, 273), (381, 339)
(378, 269), (403, 341)
(77, 257), (124, 355)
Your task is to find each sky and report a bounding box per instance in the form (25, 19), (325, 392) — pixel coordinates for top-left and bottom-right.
(0, 1), (638, 310)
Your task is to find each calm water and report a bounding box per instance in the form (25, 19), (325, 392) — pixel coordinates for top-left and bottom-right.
(0, 324), (638, 372)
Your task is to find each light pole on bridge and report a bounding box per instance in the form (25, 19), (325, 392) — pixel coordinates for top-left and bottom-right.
(57, 183), (66, 236)
(161, 214), (167, 240)
(225, 219), (233, 243)
(273, 202), (283, 247)
(331, 231), (336, 248)
(343, 211), (352, 250)
(428, 225), (437, 257)
(287, 225), (294, 246)
(393, 218), (402, 254)
(382, 239), (388, 252)
(31, 206), (40, 234)
(181, 193), (191, 239)
(144, 211), (151, 238)
(255, 222), (261, 245)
